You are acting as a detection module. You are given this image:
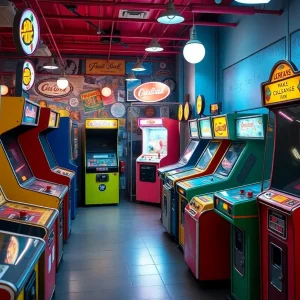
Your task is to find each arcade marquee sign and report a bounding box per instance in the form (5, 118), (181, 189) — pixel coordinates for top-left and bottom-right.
(262, 60), (300, 106)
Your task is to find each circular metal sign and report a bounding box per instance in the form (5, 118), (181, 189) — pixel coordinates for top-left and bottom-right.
(22, 60), (35, 91)
(178, 104), (183, 121)
(111, 103), (126, 118)
(13, 8), (40, 56)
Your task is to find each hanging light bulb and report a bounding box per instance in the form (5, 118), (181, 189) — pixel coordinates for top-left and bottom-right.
(235, 0), (270, 3)
(183, 26), (205, 64)
(0, 77), (8, 96)
(132, 59), (146, 72)
(126, 72), (138, 81)
(102, 86), (112, 97)
(145, 39), (164, 52)
(157, 0), (184, 24)
(43, 57), (59, 70)
(57, 72), (69, 89)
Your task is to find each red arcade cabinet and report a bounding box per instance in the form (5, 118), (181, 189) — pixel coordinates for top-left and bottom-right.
(257, 60), (300, 300)
(136, 118), (179, 204)
(18, 107), (74, 241)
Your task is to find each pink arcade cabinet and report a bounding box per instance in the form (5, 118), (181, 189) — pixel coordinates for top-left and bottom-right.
(136, 118), (179, 204)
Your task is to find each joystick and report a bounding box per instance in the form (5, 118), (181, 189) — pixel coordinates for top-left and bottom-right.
(46, 185), (52, 192)
(240, 189), (245, 195)
(247, 191), (254, 198)
(19, 210), (28, 219)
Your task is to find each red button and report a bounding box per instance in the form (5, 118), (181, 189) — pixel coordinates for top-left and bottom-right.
(247, 191), (253, 198)
(240, 189), (245, 195)
(19, 210), (27, 218)
(46, 185), (52, 191)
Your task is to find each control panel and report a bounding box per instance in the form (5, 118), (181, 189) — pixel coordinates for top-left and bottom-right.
(27, 180), (67, 198)
(137, 154), (163, 163)
(260, 190), (300, 209)
(268, 209), (287, 239)
(186, 194), (214, 219)
(54, 167), (74, 178)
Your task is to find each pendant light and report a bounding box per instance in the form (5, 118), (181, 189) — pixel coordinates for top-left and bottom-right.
(126, 72), (138, 81)
(235, 0), (270, 3)
(157, 0), (184, 24)
(43, 57), (59, 70)
(57, 71), (69, 89)
(102, 86), (112, 97)
(0, 76), (8, 96)
(145, 39), (164, 52)
(132, 59), (146, 72)
(183, 14), (205, 64)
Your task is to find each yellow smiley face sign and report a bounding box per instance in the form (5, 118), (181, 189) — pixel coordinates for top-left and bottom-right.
(22, 61), (35, 91)
(178, 104), (183, 121)
(196, 95), (205, 115)
(184, 102), (191, 121)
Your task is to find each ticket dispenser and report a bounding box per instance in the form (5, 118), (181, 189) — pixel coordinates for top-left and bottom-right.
(257, 60), (300, 300)
(84, 119), (119, 205)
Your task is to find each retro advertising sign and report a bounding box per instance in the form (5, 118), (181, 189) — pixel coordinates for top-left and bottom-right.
(86, 60), (125, 75)
(213, 116), (229, 138)
(262, 60), (300, 106)
(86, 119), (118, 129)
(13, 8), (40, 56)
(35, 78), (74, 98)
(22, 60), (35, 91)
(134, 82), (170, 103)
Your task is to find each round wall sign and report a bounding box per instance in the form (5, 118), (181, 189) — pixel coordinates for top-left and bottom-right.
(196, 95), (205, 115)
(111, 103), (126, 118)
(184, 102), (191, 121)
(13, 8), (40, 56)
(144, 106), (156, 118)
(22, 60), (35, 91)
(178, 104), (183, 121)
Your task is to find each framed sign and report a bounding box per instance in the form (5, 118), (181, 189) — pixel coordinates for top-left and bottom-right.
(210, 103), (219, 115)
(86, 60), (125, 75)
(13, 8), (40, 56)
(196, 95), (205, 115)
(134, 82), (170, 103)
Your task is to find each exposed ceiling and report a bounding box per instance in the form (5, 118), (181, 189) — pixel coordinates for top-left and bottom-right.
(0, 0), (282, 63)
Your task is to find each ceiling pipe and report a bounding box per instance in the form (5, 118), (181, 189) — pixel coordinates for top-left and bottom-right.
(22, 0), (283, 15)
(43, 15), (238, 27)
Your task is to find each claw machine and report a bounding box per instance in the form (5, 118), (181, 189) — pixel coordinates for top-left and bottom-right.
(136, 118), (179, 204)
(84, 119), (119, 205)
(257, 60), (300, 300)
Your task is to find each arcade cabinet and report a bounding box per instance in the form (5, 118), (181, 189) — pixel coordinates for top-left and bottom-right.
(136, 118), (179, 204)
(18, 107), (75, 241)
(0, 231), (45, 300)
(84, 119), (119, 205)
(0, 97), (67, 267)
(158, 119), (207, 184)
(0, 186), (58, 300)
(177, 113), (267, 249)
(164, 117), (230, 241)
(47, 109), (78, 219)
(257, 61), (300, 300)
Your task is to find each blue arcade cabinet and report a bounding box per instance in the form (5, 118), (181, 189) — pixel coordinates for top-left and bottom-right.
(47, 110), (78, 219)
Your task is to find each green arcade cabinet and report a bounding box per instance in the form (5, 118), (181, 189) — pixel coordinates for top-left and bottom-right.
(84, 119), (119, 205)
(176, 113), (268, 248)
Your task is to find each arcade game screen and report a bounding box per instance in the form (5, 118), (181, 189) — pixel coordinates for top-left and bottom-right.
(86, 129), (117, 152)
(189, 121), (198, 138)
(272, 106), (300, 196)
(86, 153), (117, 167)
(145, 128), (167, 155)
(1, 134), (33, 184)
(179, 140), (199, 164)
(215, 143), (245, 177)
(196, 142), (220, 170)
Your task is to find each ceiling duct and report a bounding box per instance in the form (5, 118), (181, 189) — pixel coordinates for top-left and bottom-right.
(118, 10), (150, 19)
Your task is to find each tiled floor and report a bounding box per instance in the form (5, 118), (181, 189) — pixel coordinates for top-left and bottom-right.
(55, 197), (228, 300)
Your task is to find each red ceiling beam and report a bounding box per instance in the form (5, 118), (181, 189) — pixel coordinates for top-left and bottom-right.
(43, 15), (237, 27)
(20, 0), (283, 15)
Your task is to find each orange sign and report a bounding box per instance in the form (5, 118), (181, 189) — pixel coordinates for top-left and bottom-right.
(86, 59), (125, 75)
(262, 61), (300, 106)
(134, 82), (170, 103)
(213, 116), (229, 138)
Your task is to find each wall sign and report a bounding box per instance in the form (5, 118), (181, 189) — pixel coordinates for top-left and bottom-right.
(80, 89), (104, 113)
(111, 103), (126, 118)
(22, 60), (35, 91)
(86, 60), (125, 75)
(262, 60), (300, 106)
(13, 8), (40, 56)
(183, 102), (191, 121)
(178, 104), (183, 121)
(196, 95), (205, 115)
(144, 106), (156, 118)
(134, 82), (170, 103)
(210, 103), (219, 115)
(86, 119), (118, 129)
(212, 116), (229, 138)
(35, 78), (73, 98)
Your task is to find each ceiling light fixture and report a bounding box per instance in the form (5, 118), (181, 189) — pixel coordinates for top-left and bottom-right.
(43, 57), (59, 70)
(183, 26), (205, 64)
(57, 72), (69, 89)
(126, 72), (138, 81)
(157, 0), (184, 24)
(234, 0), (270, 3)
(132, 59), (146, 72)
(145, 39), (164, 52)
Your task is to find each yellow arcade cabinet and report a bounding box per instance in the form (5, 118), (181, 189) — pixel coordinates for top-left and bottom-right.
(84, 119), (119, 205)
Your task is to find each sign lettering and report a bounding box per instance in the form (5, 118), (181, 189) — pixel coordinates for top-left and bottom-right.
(35, 78), (73, 98)
(86, 119), (118, 129)
(86, 60), (125, 75)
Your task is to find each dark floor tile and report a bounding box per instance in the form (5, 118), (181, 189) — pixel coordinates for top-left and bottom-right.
(134, 286), (171, 300)
(128, 265), (159, 276)
(131, 275), (164, 287)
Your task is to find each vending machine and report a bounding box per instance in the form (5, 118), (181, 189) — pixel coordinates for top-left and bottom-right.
(257, 60), (300, 300)
(84, 119), (119, 205)
(157, 119), (207, 185)
(177, 113), (267, 248)
(136, 118), (179, 204)
(162, 117), (230, 238)
(18, 107), (75, 240)
(0, 97), (67, 267)
(47, 110), (79, 219)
